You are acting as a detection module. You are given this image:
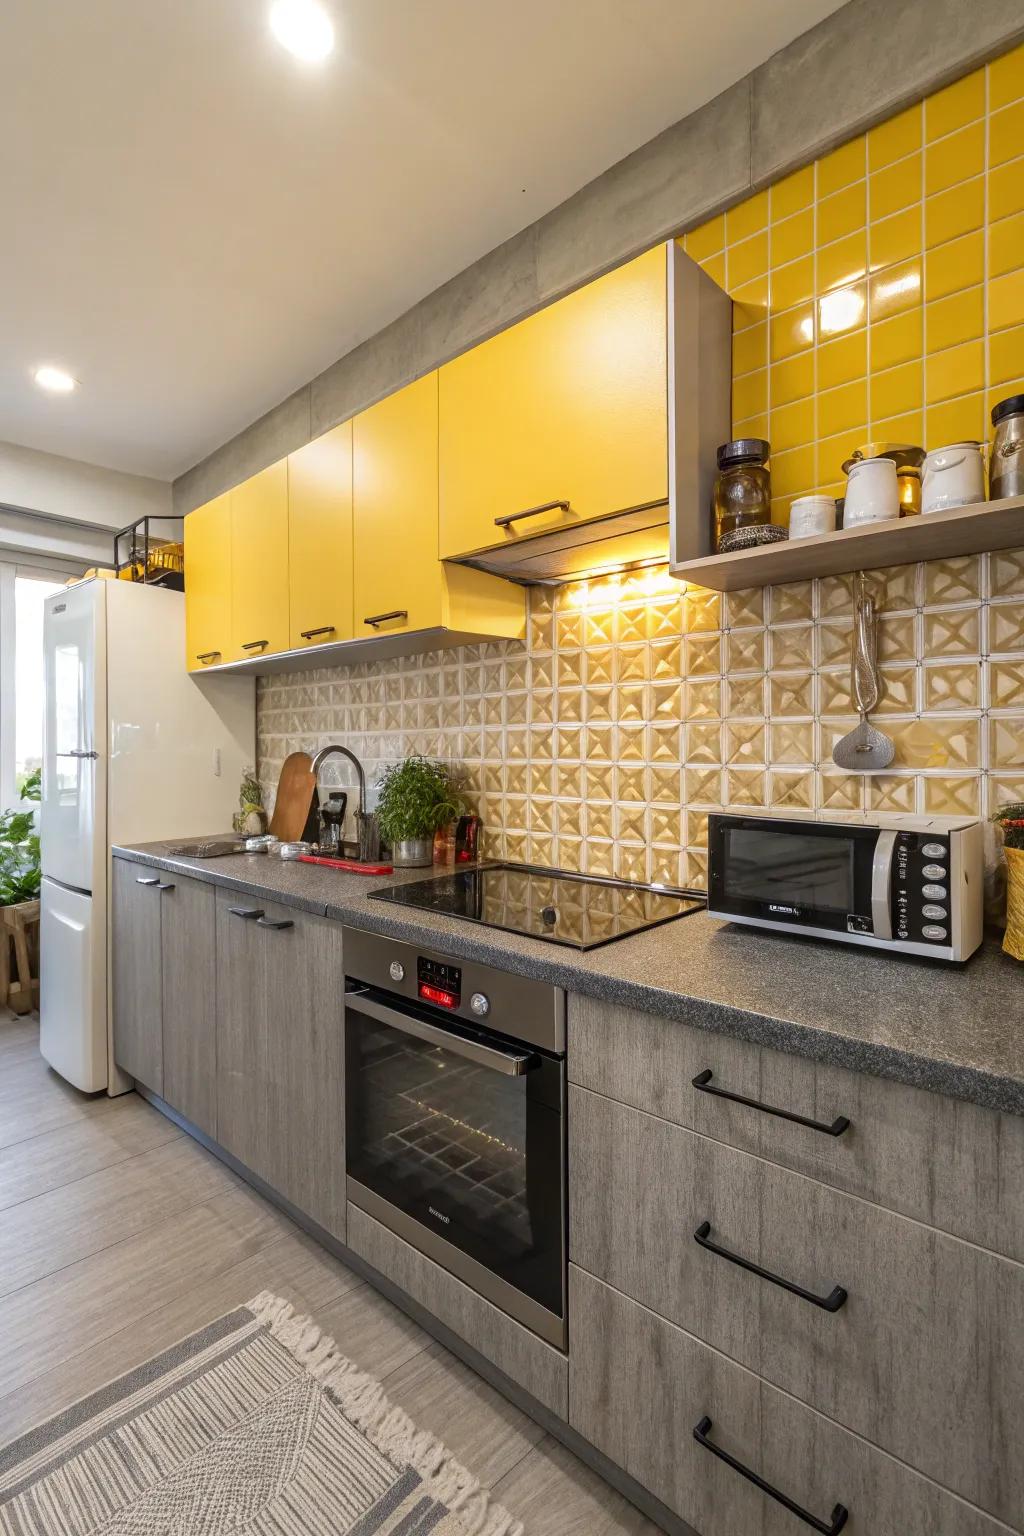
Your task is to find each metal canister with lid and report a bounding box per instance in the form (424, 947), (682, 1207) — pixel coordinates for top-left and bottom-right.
(991, 395), (1024, 499)
(712, 439), (772, 552)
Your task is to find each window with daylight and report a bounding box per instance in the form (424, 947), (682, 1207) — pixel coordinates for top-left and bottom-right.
(0, 566), (67, 812)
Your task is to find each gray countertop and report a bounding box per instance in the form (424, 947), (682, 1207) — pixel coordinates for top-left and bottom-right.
(113, 840), (1024, 1116)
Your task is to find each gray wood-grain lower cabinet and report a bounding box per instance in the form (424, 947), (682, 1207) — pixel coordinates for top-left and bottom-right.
(214, 889), (346, 1243)
(570, 1084), (1024, 1526)
(160, 874), (217, 1138)
(112, 859), (165, 1094)
(569, 1267), (1010, 1536)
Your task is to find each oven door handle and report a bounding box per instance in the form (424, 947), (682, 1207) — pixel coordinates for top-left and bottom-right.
(344, 988), (540, 1076)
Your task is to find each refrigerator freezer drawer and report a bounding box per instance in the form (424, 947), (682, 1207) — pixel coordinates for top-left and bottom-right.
(39, 878), (107, 1093)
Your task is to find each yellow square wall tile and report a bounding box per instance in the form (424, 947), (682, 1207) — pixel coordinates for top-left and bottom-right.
(817, 231), (868, 292)
(771, 209), (814, 268)
(771, 352), (816, 406)
(700, 252), (726, 287)
(926, 286), (984, 354)
(733, 368), (767, 420)
(772, 163), (815, 220)
(816, 431), (862, 486)
(819, 136), (866, 196)
(868, 103), (923, 170)
(870, 207), (922, 271)
(990, 210), (1024, 279)
(818, 329), (867, 391)
(990, 41), (1024, 110)
(926, 392), (985, 446)
(926, 338), (984, 405)
(731, 275), (770, 328)
(871, 259), (923, 319)
(771, 304), (815, 361)
(990, 326), (1024, 386)
(733, 412), (771, 441)
(727, 190), (769, 244)
(924, 231), (983, 302)
(990, 270), (1024, 333)
(818, 281), (866, 339)
(991, 100), (1024, 168)
(872, 307), (923, 371)
(818, 182), (866, 246)
(925, 68), (985, 141)
(733, 320), (767, 376)
(728, 231), (769, 290)
(924, 120), (984, 197)
(871, 360), (922, 420)
(871, 154), (922, 220)
(771, 255), (815, 312)
(770, 445), (817, 498)
(819, 379), (868, 439)
(990, 155), (1024, 223)
(872, 410), (924, 445)
(771, 395), (816, 453)
(925, 176), (985, 249)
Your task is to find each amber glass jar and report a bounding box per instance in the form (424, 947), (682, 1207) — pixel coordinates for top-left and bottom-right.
(712, 439), (771, 551)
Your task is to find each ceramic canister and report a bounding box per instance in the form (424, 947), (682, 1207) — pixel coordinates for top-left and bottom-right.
(789, 494), (837, 539)
(922, 442), (986, 513)
(843, 456), (900, 526)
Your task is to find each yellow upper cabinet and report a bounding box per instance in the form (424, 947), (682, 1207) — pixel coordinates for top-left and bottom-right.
(353, 373), (445, 637)
(228, 460), (289, 662)
(184, 492), (232, 671)
(438, 244), (669, 559)
(288, 423), (354, 649)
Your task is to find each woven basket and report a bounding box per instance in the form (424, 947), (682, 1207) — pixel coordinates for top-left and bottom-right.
(1004, 846), (1024, 961)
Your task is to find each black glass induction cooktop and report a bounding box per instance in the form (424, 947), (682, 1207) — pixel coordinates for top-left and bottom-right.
(368, 863), (705, 950)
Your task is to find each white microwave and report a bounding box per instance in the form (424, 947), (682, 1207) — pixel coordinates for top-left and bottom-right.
(707, 813), (985, 962)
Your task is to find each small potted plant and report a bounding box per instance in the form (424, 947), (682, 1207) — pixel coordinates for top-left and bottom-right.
(232, 769), (267, 835)
(0, 769), (42, 1012)
(376, 756), (463, 867)
(991, 802), (1024, 961)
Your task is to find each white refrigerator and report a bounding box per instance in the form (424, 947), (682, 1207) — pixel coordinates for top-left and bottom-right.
(40, 576), (254, 1094)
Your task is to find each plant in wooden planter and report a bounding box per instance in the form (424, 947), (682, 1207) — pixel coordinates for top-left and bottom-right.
(0, 768), (41, 1013)
(992, 802), (1024, 962)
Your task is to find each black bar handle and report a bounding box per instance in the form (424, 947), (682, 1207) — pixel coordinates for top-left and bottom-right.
(494, 499), (570, 529)
(255, 915), (294, 931)
(692, 1070), (850, 1137)
(136, 876), (160, 886)
(363, 610), (408, 628)
(693, 1417), (848, 1534)
(300, 625), (336, 639)
(241, 639), (269, 651)
(195, 650), (221, 662)
(155, 882), (175, 892)
(694, 1222), (847, 1312)
(228, 906), (264, 921)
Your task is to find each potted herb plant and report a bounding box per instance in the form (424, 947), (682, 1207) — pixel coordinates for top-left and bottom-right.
(0, 769), (42, 1012)
(992, 802), (1024, 961)
(375, 756), (463, 867)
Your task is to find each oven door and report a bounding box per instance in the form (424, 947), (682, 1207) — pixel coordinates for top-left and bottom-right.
(345, 984), (566, 1348)
(708, 814), (896, 940)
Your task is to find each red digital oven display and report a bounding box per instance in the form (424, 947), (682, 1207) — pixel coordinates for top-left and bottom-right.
(416, 957), (461, 1010)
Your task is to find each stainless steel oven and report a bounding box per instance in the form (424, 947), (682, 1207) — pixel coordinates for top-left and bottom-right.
(343, 927), (567, 1349)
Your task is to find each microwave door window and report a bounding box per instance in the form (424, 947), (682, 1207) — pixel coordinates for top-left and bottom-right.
(725, 828), (854, 912)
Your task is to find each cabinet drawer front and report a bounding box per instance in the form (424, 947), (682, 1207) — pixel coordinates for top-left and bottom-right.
(570, 1087), (1024, 1523)
(570, 1268), (1009, 1536)
(160, 873), (217, 1138)
(568, 994), (1024, 1265)
(112, 858), (163, 1093)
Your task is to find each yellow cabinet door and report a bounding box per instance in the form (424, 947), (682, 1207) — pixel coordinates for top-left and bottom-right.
(439, 244), (668, 559)
(288, 423), (354, 649)
(352, 372), (444, 637)
(184, 493), (232, 670)
(229, 460), (289, 661)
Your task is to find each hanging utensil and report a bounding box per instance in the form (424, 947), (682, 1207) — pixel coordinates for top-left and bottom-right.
(831, 575), (896, 772)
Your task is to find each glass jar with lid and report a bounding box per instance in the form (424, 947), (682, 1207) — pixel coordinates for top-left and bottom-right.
(712, 439), (772, 552)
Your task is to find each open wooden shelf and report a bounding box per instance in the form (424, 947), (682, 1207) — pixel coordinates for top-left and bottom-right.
(671, 494), (1024, 592)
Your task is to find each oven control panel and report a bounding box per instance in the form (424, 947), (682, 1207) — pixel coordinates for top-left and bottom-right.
(417, 957), (462, 1010)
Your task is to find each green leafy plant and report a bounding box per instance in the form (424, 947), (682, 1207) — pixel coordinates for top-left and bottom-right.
(992, 802), (1024, 852)
(375, 757), (463, 845)
(0, 770), (42, 907)
(238, 769), (264, 816)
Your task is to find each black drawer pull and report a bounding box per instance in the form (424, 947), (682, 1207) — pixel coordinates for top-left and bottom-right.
(300, 625), (336, 639)
(494, 499), (570, 529)
(241, 639), (269, 651)
(694, 1417), (848, 1533)
(363, 609), (408, 628)
(694, 1222), (847, 1312)
(136, 876), (176, 891)
(255, 915), (294, 931)
(692, 1070), (850, 1137)
(195, 650), (221, 662)
(228, 906), (264, 921)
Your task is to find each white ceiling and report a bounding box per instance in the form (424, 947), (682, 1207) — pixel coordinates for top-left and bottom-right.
(0, 0), (843, 481)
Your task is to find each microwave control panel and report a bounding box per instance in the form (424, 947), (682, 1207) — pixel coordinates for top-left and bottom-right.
(892, 831), (951, 944)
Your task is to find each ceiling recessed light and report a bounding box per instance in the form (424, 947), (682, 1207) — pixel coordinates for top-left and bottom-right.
(33, 365), (78, 393)
(269, 0), (334, 62)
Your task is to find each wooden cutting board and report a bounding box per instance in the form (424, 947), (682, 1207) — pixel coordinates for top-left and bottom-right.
(269, 752), (318, 842)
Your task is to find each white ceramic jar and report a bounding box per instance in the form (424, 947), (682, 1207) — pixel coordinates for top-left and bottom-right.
(843, 457), (900, 526)
(921, 442), (986, 513)
(789, 494), (837, 538)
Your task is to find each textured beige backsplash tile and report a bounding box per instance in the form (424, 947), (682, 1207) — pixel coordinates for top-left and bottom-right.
(257, 553), (1024, 890)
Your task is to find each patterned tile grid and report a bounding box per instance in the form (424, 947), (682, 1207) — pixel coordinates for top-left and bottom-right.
(684, 43), (1024, 524)
(257, 552), (1024, 890)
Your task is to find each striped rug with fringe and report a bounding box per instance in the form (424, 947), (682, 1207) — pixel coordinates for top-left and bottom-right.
(0, 1292), (522, 1535)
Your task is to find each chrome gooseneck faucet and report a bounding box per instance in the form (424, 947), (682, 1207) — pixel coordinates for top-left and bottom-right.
(310, 744), (367, 811)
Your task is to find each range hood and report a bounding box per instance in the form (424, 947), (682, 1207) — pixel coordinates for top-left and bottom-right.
(447, 501), (670, 586)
